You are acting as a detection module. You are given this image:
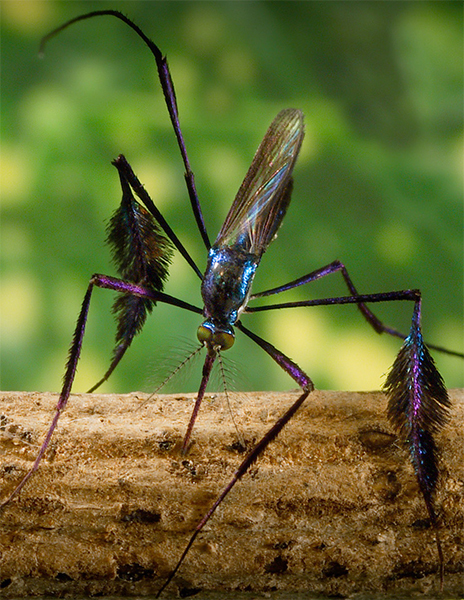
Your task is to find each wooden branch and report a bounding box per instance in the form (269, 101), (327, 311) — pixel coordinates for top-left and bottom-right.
(0, 389), (463, 597)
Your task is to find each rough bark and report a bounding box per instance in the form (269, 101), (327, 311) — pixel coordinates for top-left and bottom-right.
(0, 389), (463, 598)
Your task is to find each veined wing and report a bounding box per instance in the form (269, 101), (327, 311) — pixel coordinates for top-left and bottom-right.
(215, 108), (305, 257)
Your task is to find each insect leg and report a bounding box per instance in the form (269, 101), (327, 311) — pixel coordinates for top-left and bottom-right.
(113, 155), (203, 279)
(85, 157), (179, 392)
(181, 353), (216, 454)
(88, 155), (202, 393)
(157, 324), (313, 596)
(384, 297), (450, 588)
(0, 275), (201, 511)
(251, 260), (408, 335)
(40, 10), (211, 251)
(250, 261), (463, 357)
(248, 289), (454, 585)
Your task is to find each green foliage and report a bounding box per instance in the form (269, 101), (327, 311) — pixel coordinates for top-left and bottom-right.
(1, 1), (462, 394)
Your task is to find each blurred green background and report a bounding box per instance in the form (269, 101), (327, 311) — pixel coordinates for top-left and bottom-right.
(1, 1), (463, 396)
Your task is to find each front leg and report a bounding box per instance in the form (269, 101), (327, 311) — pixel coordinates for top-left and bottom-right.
(0, 275), (184, 511)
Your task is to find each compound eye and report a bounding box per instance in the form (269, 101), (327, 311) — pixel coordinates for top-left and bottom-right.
(197, 325), (235, 351)
(197, 325), (213, 345)
(214, 331), (234, 351)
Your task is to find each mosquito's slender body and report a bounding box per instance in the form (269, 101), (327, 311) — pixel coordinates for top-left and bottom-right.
(1, 10), (462, 596)
(182, 108), (305, 451)
(201, 107), (302, 343)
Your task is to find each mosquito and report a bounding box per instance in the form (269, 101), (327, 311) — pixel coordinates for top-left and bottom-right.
(1, 10), (462, 595)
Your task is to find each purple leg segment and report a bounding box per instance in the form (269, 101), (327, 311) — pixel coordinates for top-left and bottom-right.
(181, 352), (216, 454)
(0, 274), (201, 511)
(251, 259), (407, 338)
(250, 261), (463, 357)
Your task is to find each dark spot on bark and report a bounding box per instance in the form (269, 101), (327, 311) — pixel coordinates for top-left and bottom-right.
(359, 428), (396, 451)
(55, 572), (73, 582)
(117, 563), (154, 581)
(372, 470), (401, 501)
(264, 556), (288, 574)
(120, 507), (161, 524)
(182, 460), (197, 477)
(390, 560), (432, 580)
(158, 440), (174, 451)
(227, 439), (248, 453)
(273, 541), (291, 550)
(412, 518), (431, 530)
(322, 561), (348, 578)
(179, 586), (202, 597)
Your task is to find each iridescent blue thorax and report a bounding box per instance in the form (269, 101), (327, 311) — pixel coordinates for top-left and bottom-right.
(200, 245), (259, 337)
(196, 109), (304, 353)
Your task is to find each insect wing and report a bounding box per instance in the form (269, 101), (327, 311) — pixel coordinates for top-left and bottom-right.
(215, 108), (305, 256)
